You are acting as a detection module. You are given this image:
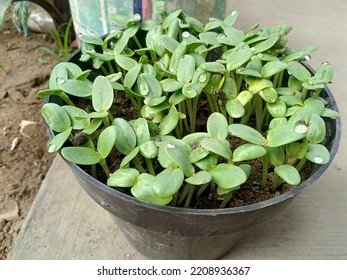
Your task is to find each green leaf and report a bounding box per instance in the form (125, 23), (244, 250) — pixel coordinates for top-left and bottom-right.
(161, 79), (184, 93)
(258, 87), (278, 103)
(160, 35), (179, 53)
(120, 147), (140, 168)
(113, 118), (137, 154)
(306, 144), (330, 164)
(185, 171), (212, 185)
(268, 146), (285, 166)
(207, 112), (229, 140)
(236, 90), (253, 106)
(287, 61), (311, 82)
(154, 168), (184, 198)
(253, 35), (278, 54)
(286, 141), (308, 161)
(97, 126), (117, 159)
(321, 108), (340, 119)
(210, 163), (247, 189)
(249, 78), (273, 93)
(188, 146), (209, 163)
(314, 62), (333, 83)
(137, 73), (162, 99)
(48, 127), (72, 153)
(199, 31), (220, 45)
(61, 147), (100, 165)
(131, 173), (172, 206)
(92, 76), (114, 113)
(159, 106), (179, 135)
(163, 9), (182, 29)
(306, 114), (326, 144)
(139, 141), (158, 159)
(261, 60), (287, 78)
(200, 138), (232, 160)
(79, 33), (103, 45)
(225, 99), (245, 118)
(165, 143), (195, 177)
(182, 132), (209, 146)
(42, 103), (71, 132)
(83, 118), (102, 135)
(169, 40), (187, 74)
(201, 62), (226, 73)
(266, 99), (287, 118)
(113, 31), (130, 54)
(124, 64), (142, 89)
(114, 53), (138, 71)
(304, 97), (325, 115)
(194, 153), (218, 171)
(131, 118), (150, 145)
(177, 55), (196, 83)
(266, 124), (306, 147)
(229, 124), (265, 145)
(232, 144), (266, 162)
(182, 83), (203, 98)
(58, 79), (93, 97)
(221, 77), (237, 100)
(62, 106), (90, 130)
(274, 165), (301, 185)
(107, 168), (140, 188)
(225, 43), (254, 71)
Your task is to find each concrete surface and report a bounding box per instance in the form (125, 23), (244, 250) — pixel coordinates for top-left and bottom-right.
(9, 0), (347, 259)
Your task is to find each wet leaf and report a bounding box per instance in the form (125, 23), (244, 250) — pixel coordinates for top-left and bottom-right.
(165, 143), (195, 177)
(229, 124), (265, 145)
(160, 35), (179, 53)
(131, 118), (151, 145)
(120, 147), (140, 168)
(258, 87), (278, 103)
(131, 173), (172, 206)
(159, 106), (179, 135)
(58, 79), (93, 97)
(97, 126), (117, 159)
(113, 118), (137, 154)
(161, 79), (184, 93)
(274, 164), (301, 185)
(42, 103), (71, 132)
(225, 43), (254, 70)
(107, 168), (140, 188)
(210, 163), (247, 189)
(61, 146), (100, 165)
(200, 138), (232, 160)
(226, 99), (245, 118)
(62, 106), (90, 129)
(92, 76), (114, 113)
(177, 55), (196, 83)
(306, 143), (330, 164)
(48, 127), (72, 153)
(306, 113), (326, 144)
(185, 171), (212, 185)
(287, 61), (311, 82)
(249, 78), (273, 93)
(232, 144), (266, 162)
(139, 141), (158, 158)
(266, 99), (287, 118)
(207, 112), (229, 140)
(266, 124), (306, 147)
(154, 168), (184, 198)
(261, 60), (287, 78)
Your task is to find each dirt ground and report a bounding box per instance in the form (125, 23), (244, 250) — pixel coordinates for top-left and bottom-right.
(0, 19), (58, 259)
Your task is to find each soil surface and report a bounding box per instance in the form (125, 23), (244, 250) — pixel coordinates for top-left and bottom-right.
(0, 19), (58, 259)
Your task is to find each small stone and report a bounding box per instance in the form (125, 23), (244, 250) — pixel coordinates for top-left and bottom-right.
(0, 198), (19, 222)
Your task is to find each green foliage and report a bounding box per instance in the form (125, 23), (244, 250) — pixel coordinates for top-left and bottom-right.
(38, 2), (339, 208)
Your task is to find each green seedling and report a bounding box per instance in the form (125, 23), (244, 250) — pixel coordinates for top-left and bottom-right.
(38, 1), (339, 208)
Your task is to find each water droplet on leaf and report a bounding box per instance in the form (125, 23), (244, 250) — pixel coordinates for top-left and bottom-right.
(217, 34), (226, 39)
(304, 55), (311, 61)
(294, 123), (308, 134)
(198, 74), (208, 83)
(182, 31), (190, 38)
(314, 156), (324, 164)
(167, 143), (175, 149)
(56, 77), (65, 85)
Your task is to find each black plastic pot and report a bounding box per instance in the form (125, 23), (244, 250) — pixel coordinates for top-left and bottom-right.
(45, 51), (341, 259)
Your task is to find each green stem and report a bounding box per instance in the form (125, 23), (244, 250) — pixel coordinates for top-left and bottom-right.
(296, 157), (307, 172)
(235, 73), (243, 93)
(220, 191), (233, 208)
(132, 158), (147, 173)
(184, 184), (195, 208)
(261, 151), (269, 189)
(145, 158), (156, 176)
(206, 94), (216, 113)
(107, 61), (115, 74)
(212, 94), (220, 113)
(277, 71), (284, 87)
(100, 65), (109, 76)
(102, 116), (110, 127)
(255, 94), (263, 132)
(133, 35), (143, 49)
(59, 93), (75, 106)
(196, 183), (209, 199)
(301, 88), (308, 101)
(99, 159), (111, 177)
(178, 185), (190, 206)
(271, 173), (281, 192)
(91, 164), (97, 179)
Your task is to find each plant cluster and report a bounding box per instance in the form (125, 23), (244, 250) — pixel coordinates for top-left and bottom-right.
(38, 2), (339, 208)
